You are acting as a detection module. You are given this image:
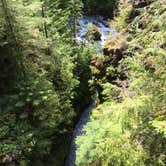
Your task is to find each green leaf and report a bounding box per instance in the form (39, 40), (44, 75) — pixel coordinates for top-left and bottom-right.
(33, 100), (41, 106)
(42, 96), (48, 101)
(15, 101), (25, 108)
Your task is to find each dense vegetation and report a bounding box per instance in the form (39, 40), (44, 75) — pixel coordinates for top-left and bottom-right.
(0, 0), (92, 165)
(82, 0), (116, 17)
(76, 0), (166, 165)
(0, 0), (165, 166)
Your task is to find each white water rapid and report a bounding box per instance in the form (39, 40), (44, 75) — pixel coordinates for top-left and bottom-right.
(76, 15), (117, 46)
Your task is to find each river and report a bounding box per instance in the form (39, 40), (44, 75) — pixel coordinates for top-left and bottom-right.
(66, 15), (116, 166)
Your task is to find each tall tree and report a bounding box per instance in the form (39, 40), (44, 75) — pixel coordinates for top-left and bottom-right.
(68, 0), (83, 38)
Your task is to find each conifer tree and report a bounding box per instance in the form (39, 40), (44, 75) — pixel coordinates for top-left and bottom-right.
(68, 0), (83, 38)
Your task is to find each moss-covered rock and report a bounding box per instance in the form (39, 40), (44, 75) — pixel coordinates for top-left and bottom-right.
(86, 23), (101, 41)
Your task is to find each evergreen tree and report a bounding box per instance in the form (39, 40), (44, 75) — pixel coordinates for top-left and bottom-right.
(68, 0), (83, 38)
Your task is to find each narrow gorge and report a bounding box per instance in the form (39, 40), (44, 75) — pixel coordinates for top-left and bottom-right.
(0, 0), (165, 166)
(66, 14), (117, 165)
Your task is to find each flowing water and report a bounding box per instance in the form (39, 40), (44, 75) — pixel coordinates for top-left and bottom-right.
(76, 15), (117, 46)
(66, 15), (116, 166)
(66, 103), (94, 166)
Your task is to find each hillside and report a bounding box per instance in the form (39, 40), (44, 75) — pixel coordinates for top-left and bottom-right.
(76, 0), (166, 165)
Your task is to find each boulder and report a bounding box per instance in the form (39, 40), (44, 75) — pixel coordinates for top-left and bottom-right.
(92, 24), (102, 41)
(86, 24), (101, 41)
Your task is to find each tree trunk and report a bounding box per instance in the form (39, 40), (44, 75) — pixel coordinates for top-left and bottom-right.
(41, 0), (48, 38)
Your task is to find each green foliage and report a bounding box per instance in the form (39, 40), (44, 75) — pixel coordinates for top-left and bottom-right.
(113, 0), (133, 31)
(101, 82), (121, 101)
(83, 0), (116, 17)
(68, 0), (83, 38)
(0, 0), (90, 165)
(73, 45), (94, 110)
(76, 97), (148, 166)
(76, 0), (166, 165)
